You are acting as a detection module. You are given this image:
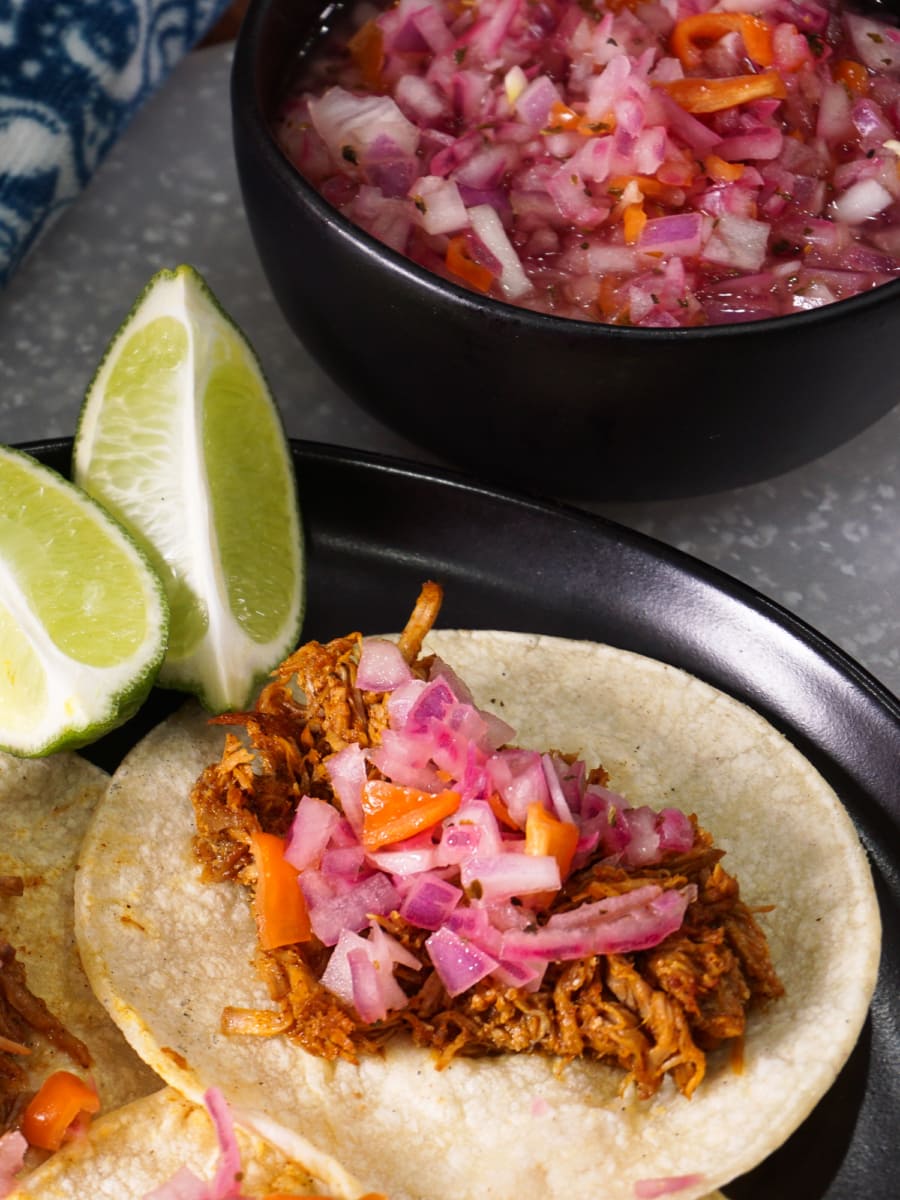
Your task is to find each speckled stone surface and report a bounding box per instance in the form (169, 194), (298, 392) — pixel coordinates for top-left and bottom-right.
(0, 43), (897, 700)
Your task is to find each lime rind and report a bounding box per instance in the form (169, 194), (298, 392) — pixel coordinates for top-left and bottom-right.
(0, 446), (169, 757)
(74, 265), (305, 714)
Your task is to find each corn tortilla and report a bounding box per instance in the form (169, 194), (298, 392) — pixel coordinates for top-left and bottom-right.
(0, 750), (160, 1114)
(73, 631), (882, 1200)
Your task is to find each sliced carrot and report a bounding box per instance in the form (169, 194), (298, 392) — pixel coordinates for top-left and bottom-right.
(662, 72), (787, 114)
(21, 1071), (100, 1152)
(525, 803), (579, 881)
(833, 59), (870, 95)
(250, 831), (311, 950)
(348, 19), (384, 92)
(445, 236), (494, 293)
(704, 154), (745, 183)
(671, 13), (774, 71)
(361, 781), (461, 850)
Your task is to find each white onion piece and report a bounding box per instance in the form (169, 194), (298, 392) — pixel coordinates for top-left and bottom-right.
(307, 88), (420, 162)
(357, 637), (413, 692)
(468, 204), (533, 298)
(703, 213), (770, 272)
(832, 178), (894, 224)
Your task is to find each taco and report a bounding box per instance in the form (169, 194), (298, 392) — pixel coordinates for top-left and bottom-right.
(0, 750), (159, 1182)
(74, 587), (881, 1200)
(11, 1085), (336, 1199)
(13, 1080), (726, 1200)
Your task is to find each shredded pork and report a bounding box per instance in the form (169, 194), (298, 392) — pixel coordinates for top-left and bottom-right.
(192, 584), (783, 1099)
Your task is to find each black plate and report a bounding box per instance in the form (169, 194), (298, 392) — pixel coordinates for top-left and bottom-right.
(24, 437), (900, 1200)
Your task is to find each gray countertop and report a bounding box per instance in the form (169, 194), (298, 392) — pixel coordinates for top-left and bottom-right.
(1, 42), (898, 701)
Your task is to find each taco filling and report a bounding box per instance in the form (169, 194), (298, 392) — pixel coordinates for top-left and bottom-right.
(192, 583), (782, 1100)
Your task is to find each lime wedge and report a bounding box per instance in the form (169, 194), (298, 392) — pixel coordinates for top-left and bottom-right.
(74, 264), (304, 713)
(0, 445), (168, 756)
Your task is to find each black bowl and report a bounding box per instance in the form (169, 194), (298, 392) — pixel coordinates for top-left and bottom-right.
(231, 0), (900, 501)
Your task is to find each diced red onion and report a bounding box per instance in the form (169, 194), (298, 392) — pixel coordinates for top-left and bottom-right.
(325, 742), (366, 833)
(500, 885), (695, 962)
(542, 753), (576, 824)
(487, 749), (548, 828)
(308, 88), (420, 164)
(367, 839), (440, 877)
(285, 795), (340, 871)
(302, 870), (400, 947)
(460, 851), (561, 902)
(516, 74), (561, 127)
(845, 13), (900, 76)
(703, 213), (770, 272)
(368, 920), (423, 971)
(657, 807), (694, 852)
(425, 925), (499, 996)
(321, 844), (366, 883)
(468, 204), (533, 298)
(832, 178), (894, 223)
(356, 637), (414, 692)
(321, 928), (409, 1018)
(640, 212), (706, 257)
(411, 3), (454, 53)
(715, 127), (783, 162)
(400, 873), (464, 929)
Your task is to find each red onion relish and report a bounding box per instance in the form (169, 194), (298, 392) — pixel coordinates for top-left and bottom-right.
(275, 0), (900, 326)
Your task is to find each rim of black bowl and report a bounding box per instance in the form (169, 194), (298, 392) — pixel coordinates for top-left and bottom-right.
(233, 0), (900, 342)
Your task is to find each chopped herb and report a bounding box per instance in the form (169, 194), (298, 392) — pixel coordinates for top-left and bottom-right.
(650, 293), (660, 304)
(806, 32), (825, 57)
(413, 196), (427, 214)
(467, 880), (484, 900)
(581, 240), (589, 249)
(868, 31), (884, 44)
(341, 144), (358, 164)
(454, 46), (467, 63)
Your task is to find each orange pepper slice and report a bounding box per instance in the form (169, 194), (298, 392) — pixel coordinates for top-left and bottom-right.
(348, 19), (384, 92)
(622, 202), (648, 244)
(525, 803), (579, 880)
(250, 831), (311, 950)
(524, 803), (580, 908)
(704, 153), (745, 182)
(663, 72), (787, 114)
(21, 1071), (100, 1152)
(487, 790), (521, 831)
(361, 781), (461, 850)
(446, 236), (494, 293)
(832, 59), (870, 95)
(545, 101), (615, 137)
(671, 13), (774, 71)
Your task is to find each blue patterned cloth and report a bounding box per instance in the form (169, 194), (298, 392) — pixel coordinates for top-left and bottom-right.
(0, 0), (230, 286)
